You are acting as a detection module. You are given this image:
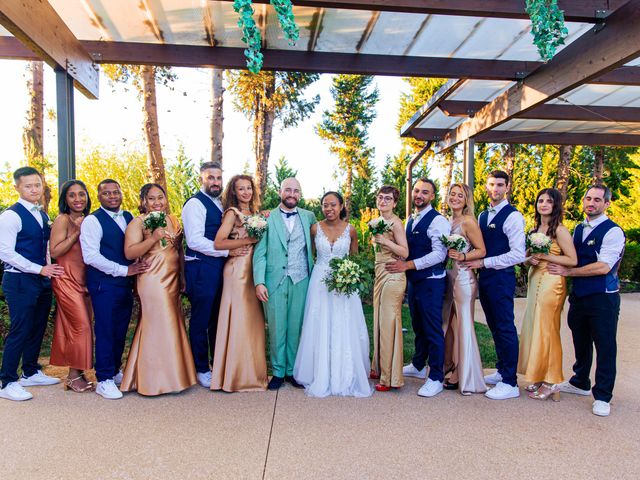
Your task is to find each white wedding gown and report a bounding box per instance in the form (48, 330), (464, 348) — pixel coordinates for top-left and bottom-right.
(293, 224), (373, 398)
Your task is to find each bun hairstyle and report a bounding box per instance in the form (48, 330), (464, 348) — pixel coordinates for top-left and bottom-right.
(321, 191), (348, 220)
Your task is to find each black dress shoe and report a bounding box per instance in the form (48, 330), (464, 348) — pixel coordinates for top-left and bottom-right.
(443, 381), (459, 391)
(268, 376), (284, 390)
(285, 375), (304, 389)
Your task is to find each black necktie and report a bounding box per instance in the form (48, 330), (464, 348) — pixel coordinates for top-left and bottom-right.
(281, 209), (298, 218)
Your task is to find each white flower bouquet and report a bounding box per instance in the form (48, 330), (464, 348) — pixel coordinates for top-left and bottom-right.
(143, 211), (168, 247)
(244, 213), (268, 240)
(323, 256), (370, 297)
(440, 233), (468, 269)
(368, 217), (393, 252)
(527, 232), (552, 254)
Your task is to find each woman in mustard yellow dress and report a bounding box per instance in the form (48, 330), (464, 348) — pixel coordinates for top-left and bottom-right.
(518, 188), (577, 401)
(370, 186), (408, 392)
(121, 183), (196, 396)
(210, 175), (267, 392)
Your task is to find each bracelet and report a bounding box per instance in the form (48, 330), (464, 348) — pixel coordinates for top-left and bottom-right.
(462, 252), (466, 261)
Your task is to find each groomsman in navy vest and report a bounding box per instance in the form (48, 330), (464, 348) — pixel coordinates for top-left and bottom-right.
(182, 162), (249, 388)
(464, 170), (526, 400)
(548, 185), (625, 417)
(80, 179), (149, 399)
(386, 178), (450, 398)
(0, 167), (63, 401)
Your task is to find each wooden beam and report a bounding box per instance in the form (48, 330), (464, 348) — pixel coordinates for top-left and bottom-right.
(439, 101), (640, 123)
(437, 0), (640, 151)
(0, 0), (98, 98)
(217, 1), (626, 23)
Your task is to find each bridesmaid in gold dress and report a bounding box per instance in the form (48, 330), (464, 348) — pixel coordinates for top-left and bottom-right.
(211, 175), (267, 392)
(370, 186), (408, 392)
(50, 180), (94, 392)
(518, 188), (577, 401)
(442, 183), (487, 395)
(121, 183), (196, 396)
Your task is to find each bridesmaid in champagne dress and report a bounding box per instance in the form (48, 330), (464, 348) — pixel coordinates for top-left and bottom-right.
(50, 180), (94, 393)
(518, 188), (577, 401)
(121, 183), (196, 396)
(211, 175), (267, 392)
(442, 184), (487, 395)
(370, 186), (408, 392)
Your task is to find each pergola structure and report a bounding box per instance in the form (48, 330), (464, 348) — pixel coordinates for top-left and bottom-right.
(1, 0), (639, 200)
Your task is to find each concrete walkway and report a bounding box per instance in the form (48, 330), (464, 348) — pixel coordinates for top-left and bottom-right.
(2, 294), (639, 479)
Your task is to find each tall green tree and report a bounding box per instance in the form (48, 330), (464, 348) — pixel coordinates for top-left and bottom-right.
(380, 150), (433, 219)
(316, 74), (379, 216)
(227, 71), (319, 202)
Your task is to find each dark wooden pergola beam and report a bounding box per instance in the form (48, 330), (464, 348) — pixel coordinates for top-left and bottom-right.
(439, 101), (640, 123)
(217, 0), (626, 23)
(437, 0), (640, 151)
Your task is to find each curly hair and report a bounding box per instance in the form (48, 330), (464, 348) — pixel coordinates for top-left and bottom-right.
(222, 175), (259, 213)
(138, 183), (168, 214)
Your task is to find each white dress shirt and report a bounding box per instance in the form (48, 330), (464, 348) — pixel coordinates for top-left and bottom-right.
(580, 214), (626, 271)
(410, 205), (450, 278)
(182, 189), (229, 261)
(280, 207), (299, 234)
(482, 199), (526, 270)
(80, 207), (129, 278)
(0, 198), (46, 274)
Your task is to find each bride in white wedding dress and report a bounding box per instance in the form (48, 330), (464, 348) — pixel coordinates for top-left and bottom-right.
(293, 192), (373, 398)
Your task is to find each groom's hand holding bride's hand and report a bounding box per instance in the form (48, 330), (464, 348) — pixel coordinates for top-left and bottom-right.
(256, 284), (269, 303)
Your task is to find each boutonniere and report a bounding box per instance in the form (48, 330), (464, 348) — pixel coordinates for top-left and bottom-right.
(587, 239), (595, 246)
(47, 219), (53, 227)
(488, 224), (496, 229)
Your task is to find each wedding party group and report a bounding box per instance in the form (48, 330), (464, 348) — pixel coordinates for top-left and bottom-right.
(0, 162), (625, 418)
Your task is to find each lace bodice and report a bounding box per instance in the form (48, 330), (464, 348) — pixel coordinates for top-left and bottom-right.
(315, 223), (351, 266)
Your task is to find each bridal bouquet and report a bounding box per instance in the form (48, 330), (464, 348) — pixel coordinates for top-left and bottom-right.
(368, 217), (393, 252)
(324, 256), (370, 298)
(143, 211), (168, 247)
(440, 233), (468, 269)
(527, 232), (552, 254)
(244, 213), (268, 240)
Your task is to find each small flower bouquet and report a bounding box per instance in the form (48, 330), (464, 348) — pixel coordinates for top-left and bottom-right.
(244, 213), (268, 240)
(527, 232), (552, 254)
(440, 234), (468, 269)
(143, 211), (168, 247)
(368, 217), (393, 252)
(323, 256), (370, 297)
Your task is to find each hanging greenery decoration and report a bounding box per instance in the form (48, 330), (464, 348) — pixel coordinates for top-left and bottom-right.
(525, 0), (569, 63)
(233, 0), (300, 74)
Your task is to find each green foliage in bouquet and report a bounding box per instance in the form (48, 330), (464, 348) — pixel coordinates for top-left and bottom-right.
(324, 254), (374, 298)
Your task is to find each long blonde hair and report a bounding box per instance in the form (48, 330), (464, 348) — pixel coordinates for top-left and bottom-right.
(447, 183), (475, 217)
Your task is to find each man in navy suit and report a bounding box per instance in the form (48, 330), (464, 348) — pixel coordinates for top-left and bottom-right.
(0, 167), (63, 402)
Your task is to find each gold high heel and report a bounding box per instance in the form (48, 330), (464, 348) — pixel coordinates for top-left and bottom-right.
(528, 383), (560, 402)
(64, 376), (95, 393)
(525, 382), (543, 393)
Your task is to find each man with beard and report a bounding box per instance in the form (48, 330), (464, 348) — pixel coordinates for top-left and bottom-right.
(549, 184), (625, 417)
(386, 178), (450, 398)
(253, 177), (316, 390)
(183, 162), (249, 387)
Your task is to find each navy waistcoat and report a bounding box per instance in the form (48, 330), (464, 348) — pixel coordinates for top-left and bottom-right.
(406, 208), (445, 283)
(479, 204), (517, 278)
(184, 191), (225, 268)
(7, 202), (50, 269)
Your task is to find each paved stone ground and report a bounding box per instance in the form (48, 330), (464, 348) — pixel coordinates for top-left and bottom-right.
(1, 294), (639, 480)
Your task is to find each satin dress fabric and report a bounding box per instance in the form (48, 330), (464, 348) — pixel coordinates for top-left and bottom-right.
(442, 223), (487, 395)
(518, 240), (567, 385)
(50, 221), (93, 371)
(211, 208), (268, 392)
(371, 230), (406, 388)
(121, 215), (197, 396)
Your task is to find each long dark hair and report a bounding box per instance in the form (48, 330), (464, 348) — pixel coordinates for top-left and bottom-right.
(138, 183), (168, 214)
(533, 188), (564, 239)
(58, 180), (91, 216)
(321, 191), (347, 220)
(222, 175), (259, 213)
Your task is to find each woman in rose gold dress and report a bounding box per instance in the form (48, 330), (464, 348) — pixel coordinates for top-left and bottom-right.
(211, 175), (267, 392)
(121, 183), (196, 396)
(50, 180), (94, 393)
(442, 183), (487, 395)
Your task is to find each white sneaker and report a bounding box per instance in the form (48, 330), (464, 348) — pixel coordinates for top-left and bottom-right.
(113, 370), (124, 386)
(484, 371), (503, 385)
(592, 400), (611, 417)
(197, 371), (212, 388)
(0, 382), (33, 401)
(19, 370), (61, 386)
(558, 381), (590, 396)
(485, 382), (520, 400)
(96, 379), (123, 400)
(417, 379), (443, 398)
(402, 364), (427, 379)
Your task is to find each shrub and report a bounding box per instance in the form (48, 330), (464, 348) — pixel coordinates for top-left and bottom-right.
(620, 241), (640, 282)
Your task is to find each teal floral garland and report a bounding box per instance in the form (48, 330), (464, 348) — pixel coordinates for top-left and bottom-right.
(525, 0), (569, 62)
(233, 0), (300, 74)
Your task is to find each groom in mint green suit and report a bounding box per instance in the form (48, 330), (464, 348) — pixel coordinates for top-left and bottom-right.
(253, 178), (316, 390)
